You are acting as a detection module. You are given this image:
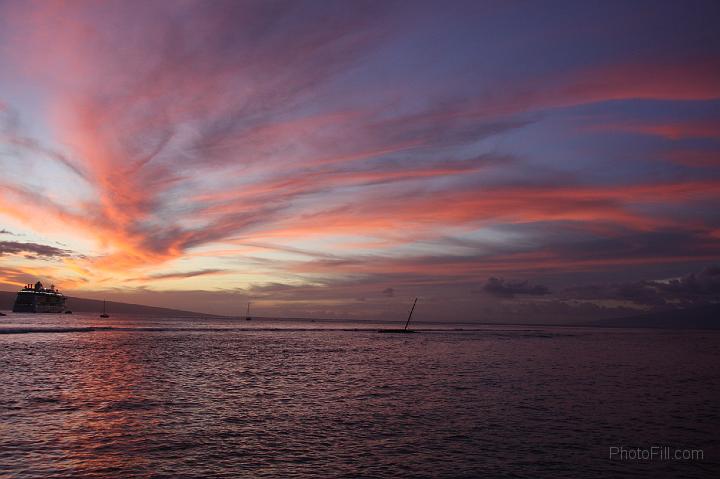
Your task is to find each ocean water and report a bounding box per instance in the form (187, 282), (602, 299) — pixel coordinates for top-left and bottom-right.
(1, 313), (718, 478)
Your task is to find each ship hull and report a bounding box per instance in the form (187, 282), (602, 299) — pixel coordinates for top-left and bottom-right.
(12, 303), (66, 313)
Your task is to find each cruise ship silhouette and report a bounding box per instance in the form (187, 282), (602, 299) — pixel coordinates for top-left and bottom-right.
(12, 281), (67, 313)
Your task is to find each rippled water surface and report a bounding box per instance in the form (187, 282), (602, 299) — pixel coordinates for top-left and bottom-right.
(1, 313), (719, 478)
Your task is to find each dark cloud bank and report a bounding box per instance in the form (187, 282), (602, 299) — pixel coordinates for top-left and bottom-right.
(560, 265), (720, 307)
(0, 241), (73, 259)
(483, 277), (550, 298)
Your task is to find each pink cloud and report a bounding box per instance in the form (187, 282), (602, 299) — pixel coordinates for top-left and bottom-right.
(1, 0), (718, 315)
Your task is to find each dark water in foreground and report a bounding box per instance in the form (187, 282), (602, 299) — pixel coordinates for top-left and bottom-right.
(1, 314), (718, 478)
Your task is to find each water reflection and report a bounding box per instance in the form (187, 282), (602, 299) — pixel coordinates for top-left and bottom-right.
(1, 326), (718, 478)
(54, 332), (155, 476)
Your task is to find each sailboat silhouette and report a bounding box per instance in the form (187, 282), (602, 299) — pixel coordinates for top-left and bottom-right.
(100, 300), (109, 318)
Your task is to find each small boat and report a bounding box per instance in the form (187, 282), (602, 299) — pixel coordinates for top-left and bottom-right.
(379, 297), (418, 334)
(0, 312), (6, 316)
(100, 300), (109, 318)
(64, 310), (73, 314)
(379, 328), (416, 334)
(245, 302), (252, 321)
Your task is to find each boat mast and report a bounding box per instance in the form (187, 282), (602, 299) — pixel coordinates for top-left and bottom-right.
(404, 297), (418, 330)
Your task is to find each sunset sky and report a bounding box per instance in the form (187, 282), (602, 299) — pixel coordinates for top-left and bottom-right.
(1, 0), (719, 320)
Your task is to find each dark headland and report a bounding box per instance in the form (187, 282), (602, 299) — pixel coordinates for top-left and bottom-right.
(0, 291), (213, 317)
(2, 290), (717, 329)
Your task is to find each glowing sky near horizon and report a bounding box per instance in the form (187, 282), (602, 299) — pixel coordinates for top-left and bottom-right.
(1, 0), (719, 320)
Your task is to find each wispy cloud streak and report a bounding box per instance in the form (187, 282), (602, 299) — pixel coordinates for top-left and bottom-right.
(0, 1), (718, 319)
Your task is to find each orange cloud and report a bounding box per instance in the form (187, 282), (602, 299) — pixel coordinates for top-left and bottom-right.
(2, 0), (719, 307)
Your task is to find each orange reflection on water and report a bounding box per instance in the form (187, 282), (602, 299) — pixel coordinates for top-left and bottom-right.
(53, 331), (164, 476)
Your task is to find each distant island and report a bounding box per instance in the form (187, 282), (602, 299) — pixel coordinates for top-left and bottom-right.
(0, 291), (215, 317)
(2, 289), (717, 329)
